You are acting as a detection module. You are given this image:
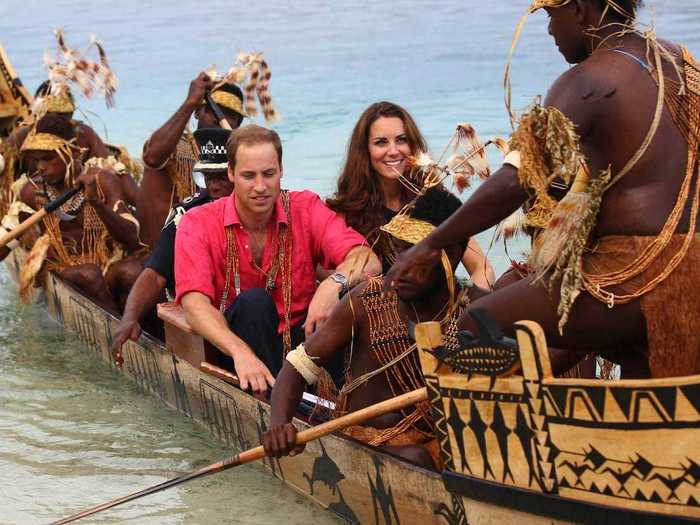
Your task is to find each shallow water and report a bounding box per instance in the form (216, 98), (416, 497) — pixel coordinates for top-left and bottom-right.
(2, 1), (700, 522)
(0, 268), (341, 524)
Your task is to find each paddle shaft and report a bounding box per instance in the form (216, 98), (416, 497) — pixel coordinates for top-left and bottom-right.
(51, 387), (427, 524)
(205, 92), (232, 130)
(0, 186), (82, 250)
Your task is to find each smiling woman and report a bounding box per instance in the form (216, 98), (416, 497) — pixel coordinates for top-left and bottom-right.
(326, 101), (496, 287)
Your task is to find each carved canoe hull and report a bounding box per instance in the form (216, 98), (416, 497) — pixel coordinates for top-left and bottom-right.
(419, 320), (700, 524)
(4, 251), (468, 525)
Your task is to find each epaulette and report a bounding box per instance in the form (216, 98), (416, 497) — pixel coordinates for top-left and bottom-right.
(161, 191), (212, 230)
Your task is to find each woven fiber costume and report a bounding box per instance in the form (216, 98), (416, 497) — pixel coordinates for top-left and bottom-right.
(335, 188), (467, 466)
(505, 0), (700, 377)
(16, 129), (136, 300)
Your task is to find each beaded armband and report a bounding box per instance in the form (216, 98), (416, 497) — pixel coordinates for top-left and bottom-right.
(286, 344), (322, 386)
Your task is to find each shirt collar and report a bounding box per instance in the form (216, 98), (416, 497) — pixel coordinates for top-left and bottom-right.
(224, 192), (289, 227)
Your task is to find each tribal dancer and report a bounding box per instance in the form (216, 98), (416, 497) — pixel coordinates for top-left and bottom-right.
(387, 0), (700, 379)
(3, 115), (140, 312)
(4, 31), (139, 208)
(140, 53), (279, 247)
(139, 76), (245, 247)
(263, 187), (468, 469)
(110, 128), (234, 365)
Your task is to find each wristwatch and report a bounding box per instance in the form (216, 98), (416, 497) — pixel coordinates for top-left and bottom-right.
(329, 272), (349, 297)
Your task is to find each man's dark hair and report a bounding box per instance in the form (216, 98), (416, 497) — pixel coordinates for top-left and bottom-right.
(216, 82), (244, 102)
(34, 80), (75, 104)
(593, 0), (642, 22)
(35, 114), (76, 141)
(411, 187), (468, 251)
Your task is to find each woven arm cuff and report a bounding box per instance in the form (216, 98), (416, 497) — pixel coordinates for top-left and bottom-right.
(286, 344), (323, 386)
(503, 150), (521, 170)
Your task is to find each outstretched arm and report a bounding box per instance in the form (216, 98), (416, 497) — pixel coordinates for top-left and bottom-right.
(385, 165), (526, 290)
(142, 72), (214, 168)
(110, 268), (166, 367)
(265, 287), (361, 458)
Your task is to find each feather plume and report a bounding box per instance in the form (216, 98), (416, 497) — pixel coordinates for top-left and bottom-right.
(215, 52), (279, 122)
(495, 208), (526, 240)
(42, 29), (118, 113)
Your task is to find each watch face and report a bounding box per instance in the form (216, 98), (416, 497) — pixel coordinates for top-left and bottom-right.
(332, 273), (347, 285)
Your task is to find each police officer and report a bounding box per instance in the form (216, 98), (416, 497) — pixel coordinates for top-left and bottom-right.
(111, 128), (233, 366)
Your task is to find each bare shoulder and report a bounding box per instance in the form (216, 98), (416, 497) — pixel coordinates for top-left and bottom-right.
(544, 56), (619, 136)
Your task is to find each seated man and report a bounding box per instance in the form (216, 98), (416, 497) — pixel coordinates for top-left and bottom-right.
(174, 125), (381, 392)
(262, 188), (467, 470)
(2, 115), (140, 311)
(110, 128), (234, 365)
(139, 75), (245, 247)
(386, 0), (699, 378)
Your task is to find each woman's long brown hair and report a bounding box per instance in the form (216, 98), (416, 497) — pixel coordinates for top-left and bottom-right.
(326, 101), (428, 251)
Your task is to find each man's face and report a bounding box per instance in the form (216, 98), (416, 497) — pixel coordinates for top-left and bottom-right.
(203, 170), (234, 200)
(31, 150), (67, 186)
(394, 243), (461, 302)
(195, 105), (243, 130)
(545, 5), (589, 64)
(229, 142), (282, 218)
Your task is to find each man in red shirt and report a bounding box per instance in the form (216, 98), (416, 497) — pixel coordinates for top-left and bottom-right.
(175, 125), (381, 393)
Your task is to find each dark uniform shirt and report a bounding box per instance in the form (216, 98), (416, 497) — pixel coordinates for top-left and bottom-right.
(144, 190), (213, 296)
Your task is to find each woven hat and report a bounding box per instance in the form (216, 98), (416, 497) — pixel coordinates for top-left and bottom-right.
(380, 187), (462, 245)
(210, 83), (246, 118)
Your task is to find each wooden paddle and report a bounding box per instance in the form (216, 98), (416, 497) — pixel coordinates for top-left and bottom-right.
(0, 186), (82, 250)
(50, 387), (428, 524)
(205, 92), (233, 130)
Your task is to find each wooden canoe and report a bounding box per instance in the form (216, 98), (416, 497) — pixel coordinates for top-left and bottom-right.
(8, 244), (699, 524)
(3, 250), (470, 525)
(417, 319), (700, 524)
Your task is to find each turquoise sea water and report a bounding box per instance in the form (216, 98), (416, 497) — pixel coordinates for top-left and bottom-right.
(2, 1), (700, 523)
(4, 0), (699, 271)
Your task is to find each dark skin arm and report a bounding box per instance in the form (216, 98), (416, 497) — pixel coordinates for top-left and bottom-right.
(385, 63), (597, 291)
(263, 284), (364, 459)
(142, 72), (214, 168)
(110, 268), (166, 367)
(76, 168), (140, 251)
(74, 121), (110, 159)
(384, 165), (526, 289)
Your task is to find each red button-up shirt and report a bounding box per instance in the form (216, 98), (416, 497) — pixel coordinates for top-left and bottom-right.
(175, 190), (366, 333)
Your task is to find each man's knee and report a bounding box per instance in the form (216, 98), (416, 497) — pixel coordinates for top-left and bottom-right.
(225, 288), (277, 324)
